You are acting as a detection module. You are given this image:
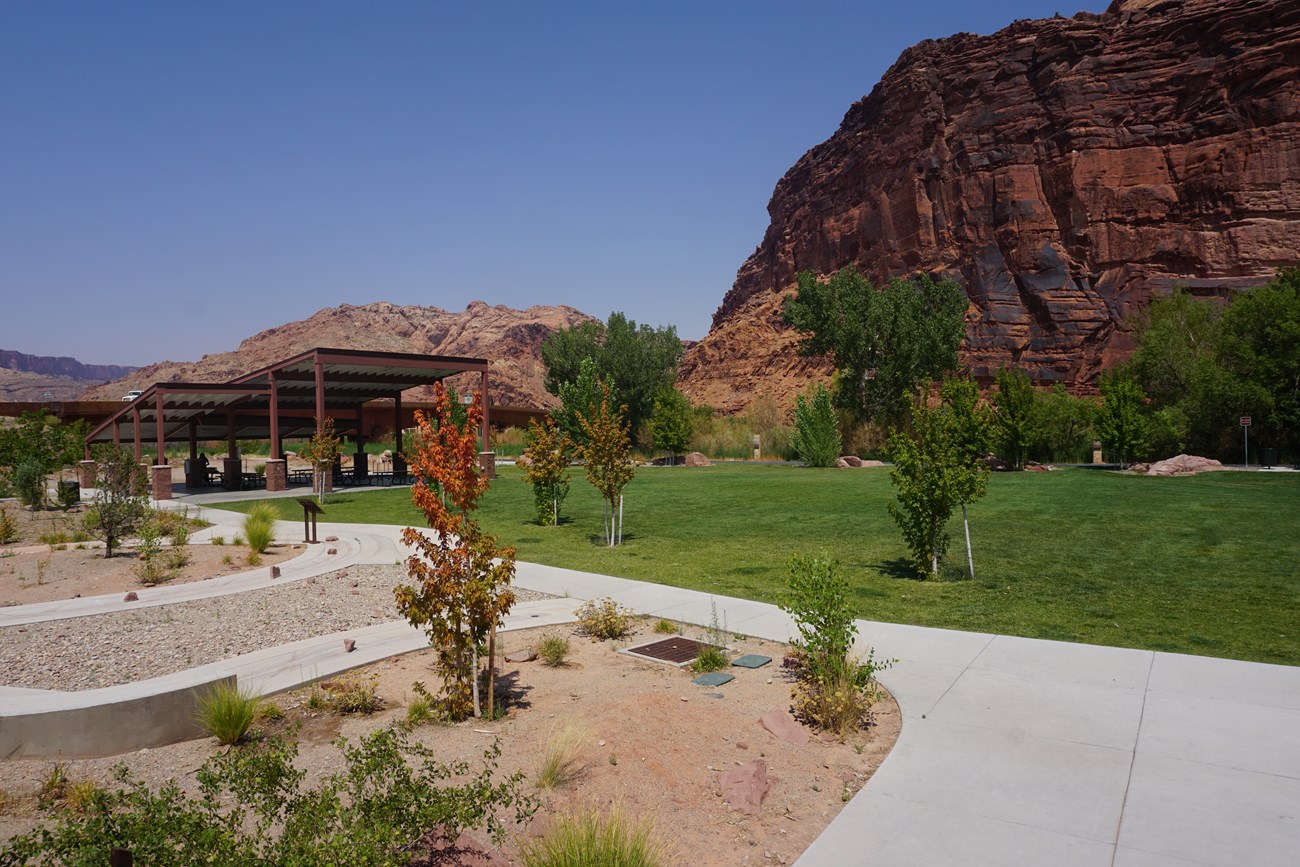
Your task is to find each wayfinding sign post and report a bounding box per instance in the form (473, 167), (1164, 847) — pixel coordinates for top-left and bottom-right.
(1241, 417), (1251, 468)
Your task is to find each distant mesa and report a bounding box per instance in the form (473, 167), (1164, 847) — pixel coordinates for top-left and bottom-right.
(0, 350), (139, 402)
(678, 0), (1300, 413)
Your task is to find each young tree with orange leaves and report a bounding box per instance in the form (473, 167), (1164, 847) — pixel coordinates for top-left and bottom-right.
(520, 417), (571, 526)
(580, 385), (635, 547)
(394, 382), (517, 720)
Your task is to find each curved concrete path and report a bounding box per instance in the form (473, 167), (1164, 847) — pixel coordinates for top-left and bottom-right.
(4, 492), (1297, 865)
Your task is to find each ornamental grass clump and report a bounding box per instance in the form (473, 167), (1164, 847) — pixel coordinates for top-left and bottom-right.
(538, 634), (571, 667)
(242, 503), (277, 561)
(536, 720), (588, 790)
(195, 681), (261, 746)
(520, 805), (666, 867)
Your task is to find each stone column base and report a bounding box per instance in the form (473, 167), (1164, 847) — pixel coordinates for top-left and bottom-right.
(78, 460), (97, 488)
(478, 451), (496, 481)
(352, 450), (368, 480)
(151, 464), (173, 500)
(265, 459), (287, 492)
(223, 458), (242, 491)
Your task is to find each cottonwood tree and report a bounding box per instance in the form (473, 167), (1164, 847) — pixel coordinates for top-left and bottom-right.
(887, 388), (989, 579)
(940, 375), (992, 577)
(299, 416), (342, 504)
(394, 383), (516, 720)
(542, 312), (683, 444)
(552, 357), (611, 448)
(791, 383), (841, 467)
(0, 410), (88, 510)
(520, 417), (571, 526)
(649, 387), (694, 464)
(783, 268), (968, 426)
(82, 445), (147, 559)
(580, 385), (635, 547)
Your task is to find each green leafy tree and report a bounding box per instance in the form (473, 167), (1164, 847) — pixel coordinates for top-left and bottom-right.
(887, 393), (989, 579)
(552, 357), (610, 447)
(520, 417), (571, 526)
(580, 385), (635, 547)
(0, 411), (88, 510)
(1096, 372), (1150, 468)
(782, 267), (968, 426)
(649, 387), (694, 464)
(1037, 384), (1098, 463)
(940, 375), (992, 577)
(780, 552), (857, 669)
(791, 383), (841, 467)
(991, 367), (1043, 470)
(82, 444), (147, 558)
(541, 311), (683, 444)
(1218, 268), (1300, 459)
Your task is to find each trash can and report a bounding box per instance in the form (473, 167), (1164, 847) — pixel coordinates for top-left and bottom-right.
(1260, 448), (1277, 469)
(57, 480), (80, 504)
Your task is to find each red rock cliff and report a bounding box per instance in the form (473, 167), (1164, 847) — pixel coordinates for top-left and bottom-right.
(680, 0), (1300, 413)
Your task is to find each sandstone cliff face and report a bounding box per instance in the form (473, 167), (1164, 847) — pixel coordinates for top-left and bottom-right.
(680, 0), (1300, 413)
(0, 350), (136, 384)
(80, 302), (597, 408)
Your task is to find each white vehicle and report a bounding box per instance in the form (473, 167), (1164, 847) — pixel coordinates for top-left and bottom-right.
(122, 390), (144, 402)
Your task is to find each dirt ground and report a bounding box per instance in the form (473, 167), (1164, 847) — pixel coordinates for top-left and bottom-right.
(0, 501), (305, 606)
(0, 621), (901, 865)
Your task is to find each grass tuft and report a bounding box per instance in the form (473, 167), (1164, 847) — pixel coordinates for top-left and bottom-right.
(536, 720), (588, 790)
(538, 635), (571, 667)
(195, 681), (261, 745)
(520, 805), (667, 867)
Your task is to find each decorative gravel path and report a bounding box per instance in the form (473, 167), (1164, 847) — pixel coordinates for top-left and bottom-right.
(0, 564), (552, 692)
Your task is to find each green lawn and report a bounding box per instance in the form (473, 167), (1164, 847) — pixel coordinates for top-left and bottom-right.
(221, 465), (1300, 666)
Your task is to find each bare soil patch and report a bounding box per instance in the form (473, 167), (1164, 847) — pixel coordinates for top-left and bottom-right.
(0, 621), (900, 865)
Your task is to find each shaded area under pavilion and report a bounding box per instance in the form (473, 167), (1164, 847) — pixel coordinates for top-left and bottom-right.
(81, 347), (543, 499)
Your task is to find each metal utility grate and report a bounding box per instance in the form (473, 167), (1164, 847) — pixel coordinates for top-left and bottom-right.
(622, 637), (712, 667)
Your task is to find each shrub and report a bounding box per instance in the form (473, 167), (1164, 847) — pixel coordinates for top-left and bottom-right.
(520, 806), (666, 867)
(652, 618), (678, 635)
(538, 635), (571, 667)
(133, 519), (180, 585)
(243, 503), (277, 555)
(575, 597), (634, 640)
(195, 681), (261, 745)
(37, 531), (70, 546)
(211, 535), (225, 546)
(55, 480), (80, 511)
(61, 780), (103, 815)
(14, 459), (46, 511)
(691, 645), (729, 674)
(1, 728), (537, 865)
(0, 507), (18, 545)
(536, 720), (587, 790)
(318, 672), (382, 715)
(404, 681), (440, 728)
(790, 652), (881, 739)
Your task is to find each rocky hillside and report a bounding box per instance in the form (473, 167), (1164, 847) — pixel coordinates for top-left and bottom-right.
(0, 351), (138, 401)
(80, 302), (597, 408)
(679, 0), (1300, 413)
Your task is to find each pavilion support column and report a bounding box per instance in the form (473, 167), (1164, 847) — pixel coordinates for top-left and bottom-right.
(269, 374), (281, 459)
(78, 460), (97, 489)
(154, 391), (167, 466)
(224, 411), (241, 491)
(477, 369), (495, 481)
(392, 392), (406, 480)
(184, 421), (200, 489)
(315, 358), (325, 430)
(132, 407), (142, 462)
(113, 424), (120, 447)
(353, 406), (368, 481)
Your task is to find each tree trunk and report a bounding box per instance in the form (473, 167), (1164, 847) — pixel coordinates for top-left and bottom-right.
(963, 503), (975, 579)
(472, 642), (481, 718)
(618, 494), (624, 545)
(486, 624), (497, 719)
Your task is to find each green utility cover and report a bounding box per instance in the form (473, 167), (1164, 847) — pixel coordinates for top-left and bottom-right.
(692, 671), (735, 687)
(731, 654), (772, 669)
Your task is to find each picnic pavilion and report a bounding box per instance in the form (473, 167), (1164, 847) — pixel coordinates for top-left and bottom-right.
(79, 347), (525, 499)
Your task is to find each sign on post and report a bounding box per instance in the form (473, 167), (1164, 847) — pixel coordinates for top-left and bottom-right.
(1241, 417), (1252, 427)
(296, 497), (324, 544)
(1240, 418), (1251, 468)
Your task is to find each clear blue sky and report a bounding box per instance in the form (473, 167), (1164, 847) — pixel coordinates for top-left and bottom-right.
(1, 0), (1108, 367)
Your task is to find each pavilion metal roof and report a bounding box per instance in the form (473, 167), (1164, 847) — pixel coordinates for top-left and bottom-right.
(85, 347), (489, 446)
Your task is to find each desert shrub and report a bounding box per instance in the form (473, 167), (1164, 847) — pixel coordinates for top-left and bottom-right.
(520, 806), (666, 867)
(36, 764), (69, 810)
(61, 780), (104, 815)
(169, 521), (189, 548)
(536, 720), (587, 790)
(211, 535), (225, 546)
(652, 618), (678, 635)
(780, 553), (891, 736)
(575, 596), (634, 640)
(1, 728), (537, 866)
(403, 681), (441, 728)
(257, 701), (285, 722)
(14, 459), (46, 511)
(242, 503), (277, 555)
(318, 672), (382, 715)
(55, 480), (80, 511)
(538, 635), (571, 667)
(691, 645), (729, 674)
(0, 507), (18, 545)
(133, 519), (179, 585)
(37, 531), (70, 546)
(195, 681), (261, 745)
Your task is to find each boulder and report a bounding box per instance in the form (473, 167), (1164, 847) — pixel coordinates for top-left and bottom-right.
(683, 452), (711, 467)
(718, 759), (771, 815)
(1145, 454), (1225, 476)
(505, 649), (537, 663)
(839, 455), (864, 468)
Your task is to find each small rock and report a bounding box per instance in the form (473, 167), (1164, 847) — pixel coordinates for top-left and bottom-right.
(736, 742), (749, 750)
(325, 535), (339, 542)
(270, 566), (281, 578)
(327, 547), (338, 555)
(760, 710), (809, 746)
(344, 639), (356, 652)
(123, 591), (139, 602)
(718, 759), (770, 815)
(504, 649), (537, 663)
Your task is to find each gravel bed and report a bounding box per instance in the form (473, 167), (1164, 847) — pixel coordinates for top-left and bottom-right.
(0, 565), (553, 692)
